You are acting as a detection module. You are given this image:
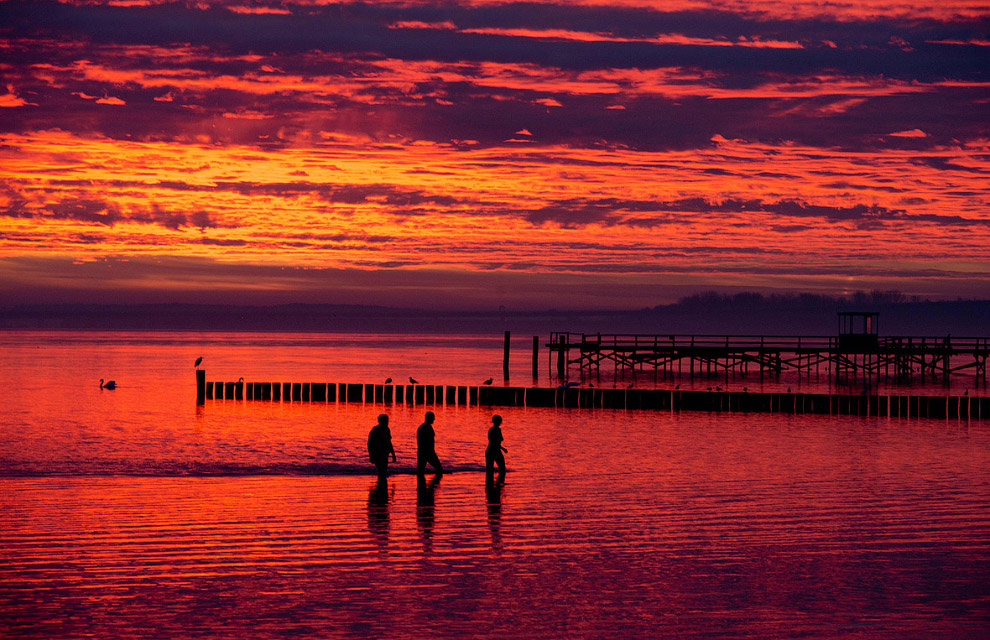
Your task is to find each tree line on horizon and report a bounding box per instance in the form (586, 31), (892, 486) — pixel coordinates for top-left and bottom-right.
(661, 289), (928, 312)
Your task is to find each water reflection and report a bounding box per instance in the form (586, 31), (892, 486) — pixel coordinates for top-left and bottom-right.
(367, 478), (392, 551)
(416, 474), (441, 552)
(486, 480), (504, 552)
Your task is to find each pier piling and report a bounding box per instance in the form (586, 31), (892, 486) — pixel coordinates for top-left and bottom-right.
(533, 335), (539, 379)
(504, 331), (511, 381)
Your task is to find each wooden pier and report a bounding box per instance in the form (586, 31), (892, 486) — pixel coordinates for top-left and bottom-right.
(197, 373), (988, 420)
(548, 332), (989, 384)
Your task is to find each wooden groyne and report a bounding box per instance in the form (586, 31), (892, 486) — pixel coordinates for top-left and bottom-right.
(197, 373), (987, 420)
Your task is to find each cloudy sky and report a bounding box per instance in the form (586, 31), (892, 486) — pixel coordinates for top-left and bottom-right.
(1, 0), (988, 309)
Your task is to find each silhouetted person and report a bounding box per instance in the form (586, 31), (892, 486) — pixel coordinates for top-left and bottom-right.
(368, 413), (396, 479)
(485, 414), (507, 483)
(416, 474), (441, 552)
(367, 478), (392, 550)
(416, 411), (444, 477)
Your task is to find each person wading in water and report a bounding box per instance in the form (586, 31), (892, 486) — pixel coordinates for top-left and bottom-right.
(368, 414), (396, 480)
(485, 414), (507, 484)
(416, 411), (444, 477)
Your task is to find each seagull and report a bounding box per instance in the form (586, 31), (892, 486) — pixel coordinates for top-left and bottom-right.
(743, 387), (748, 393)
(674, 384), (680, 390)
(483, 377), (493, 385)
(409, 376), (418, 384)
(194, 356), (203, 368)
(964, 389), (969, 396)
(626, 383), (634, 389)
(385, 377), (392, 384)
(786, 387), (791, 393)
(99, 379), (116, 390)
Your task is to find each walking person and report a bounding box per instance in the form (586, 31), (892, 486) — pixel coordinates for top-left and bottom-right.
(485, 414), (507, 484)
(416, 411), (444, 477)
(368, 414), (396, 480)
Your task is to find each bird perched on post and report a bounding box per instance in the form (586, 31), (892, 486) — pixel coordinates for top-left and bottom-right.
(409, 376), (418, 384)
(194, 356), (203, 368)
(483, 377), (493, 385)
(385, 377), (392, 384)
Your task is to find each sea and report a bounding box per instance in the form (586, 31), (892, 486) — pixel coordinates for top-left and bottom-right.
(1, 330), (988, 639)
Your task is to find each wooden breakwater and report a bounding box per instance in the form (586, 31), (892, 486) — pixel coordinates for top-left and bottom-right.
(196, 372), (987, 420)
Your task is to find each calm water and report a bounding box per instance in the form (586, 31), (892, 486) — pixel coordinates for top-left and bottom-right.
(2, 331), (989, 639)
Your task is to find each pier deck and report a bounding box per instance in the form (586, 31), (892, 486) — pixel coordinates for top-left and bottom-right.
(548, 333), (990, 382)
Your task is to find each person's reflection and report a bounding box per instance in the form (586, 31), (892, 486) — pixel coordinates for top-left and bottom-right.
(485, 479), (504, 552)
(367, 478), (392, 551)
(416, 474), (441, 552)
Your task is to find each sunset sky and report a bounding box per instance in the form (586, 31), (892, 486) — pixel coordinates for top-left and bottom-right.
(1, 0), (988, 309)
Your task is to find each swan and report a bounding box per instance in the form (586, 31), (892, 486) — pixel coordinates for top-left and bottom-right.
(100, 379), (116, 390)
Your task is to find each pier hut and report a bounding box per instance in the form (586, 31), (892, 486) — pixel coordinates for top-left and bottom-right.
(834, 311), (879, 381)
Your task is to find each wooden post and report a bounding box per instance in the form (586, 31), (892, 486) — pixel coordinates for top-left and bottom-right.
(532, 335), (539, 379)
(504, 330), (511, 381)
(196, 369), (206, 405)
